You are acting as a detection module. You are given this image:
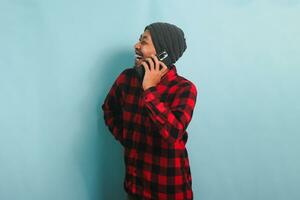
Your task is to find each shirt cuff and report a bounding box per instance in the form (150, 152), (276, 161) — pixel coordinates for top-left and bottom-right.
(142, 86), (168, 115)
(142, 86), (157, 102)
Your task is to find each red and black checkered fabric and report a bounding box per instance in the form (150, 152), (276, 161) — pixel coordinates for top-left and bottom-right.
(102, 65), (197, 200)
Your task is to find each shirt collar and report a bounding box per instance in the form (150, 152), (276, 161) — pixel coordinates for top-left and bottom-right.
(160, 65), (177, 84)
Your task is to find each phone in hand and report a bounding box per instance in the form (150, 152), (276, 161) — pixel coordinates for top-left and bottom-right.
(134, 51), (169, 80)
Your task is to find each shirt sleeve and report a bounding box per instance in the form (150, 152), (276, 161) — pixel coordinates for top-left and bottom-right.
(142, 82), (197, 144)
(101, 71), (125, 146)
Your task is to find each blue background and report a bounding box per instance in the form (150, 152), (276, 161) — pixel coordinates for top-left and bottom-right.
(0, 0), (299, 199)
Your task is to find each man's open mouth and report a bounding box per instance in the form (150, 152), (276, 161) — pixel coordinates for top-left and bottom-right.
(135, 53), (143, 62)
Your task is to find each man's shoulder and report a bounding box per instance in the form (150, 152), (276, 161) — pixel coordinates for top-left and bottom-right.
(174, 74), (197, 93)
(121, 67), (135, 75)
(115, 67), (135, 84)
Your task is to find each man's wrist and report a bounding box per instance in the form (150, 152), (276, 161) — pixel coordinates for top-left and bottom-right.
(143, 84), (156, 91)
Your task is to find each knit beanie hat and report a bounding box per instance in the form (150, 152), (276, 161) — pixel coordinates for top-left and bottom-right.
(144, 22), (187, 66)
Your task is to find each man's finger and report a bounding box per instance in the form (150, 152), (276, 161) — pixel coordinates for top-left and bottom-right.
(145, 58), (154, 71)
(159, 61), (168, 72)
(151, 54), (159, 71)
(141, 61), (150, 72)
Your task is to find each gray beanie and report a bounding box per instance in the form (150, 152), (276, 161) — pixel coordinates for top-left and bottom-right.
(144, 22), (187, 66)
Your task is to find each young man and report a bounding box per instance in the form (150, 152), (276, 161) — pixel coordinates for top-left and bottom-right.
(102, 22), (197, 200)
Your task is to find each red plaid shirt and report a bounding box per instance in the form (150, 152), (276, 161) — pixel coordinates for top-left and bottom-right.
(102, 65), (197, 200)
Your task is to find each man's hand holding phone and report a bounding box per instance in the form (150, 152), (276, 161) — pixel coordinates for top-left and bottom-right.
(141, 54), (169, 91)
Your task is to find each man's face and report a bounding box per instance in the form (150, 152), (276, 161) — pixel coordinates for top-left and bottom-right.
(134, 30), (157, 66)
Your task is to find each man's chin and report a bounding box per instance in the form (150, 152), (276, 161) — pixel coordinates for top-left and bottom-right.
(134, 60), (142, 67)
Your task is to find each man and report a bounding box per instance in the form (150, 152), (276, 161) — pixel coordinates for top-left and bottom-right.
(102, 22), (197, 200)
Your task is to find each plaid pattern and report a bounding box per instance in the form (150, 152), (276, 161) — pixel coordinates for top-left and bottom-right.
(102, 65), (197, 200)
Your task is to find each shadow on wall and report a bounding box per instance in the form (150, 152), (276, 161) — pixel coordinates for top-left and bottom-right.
(96, 49), (133, 200)
(74, 48), (133, 200)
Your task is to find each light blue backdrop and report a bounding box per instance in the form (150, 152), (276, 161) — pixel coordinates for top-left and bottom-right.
(0, 0), (299, 200)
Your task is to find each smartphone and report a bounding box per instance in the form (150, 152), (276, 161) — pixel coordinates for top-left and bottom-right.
(134, 51), (169, 80)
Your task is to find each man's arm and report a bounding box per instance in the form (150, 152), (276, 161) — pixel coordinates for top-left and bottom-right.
(101, 71), (125, 146)
(142, 82), (197, 144)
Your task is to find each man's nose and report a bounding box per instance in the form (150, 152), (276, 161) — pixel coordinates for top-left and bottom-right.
(134, 42), (140, 50)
